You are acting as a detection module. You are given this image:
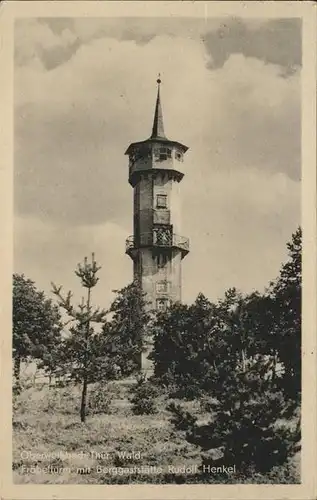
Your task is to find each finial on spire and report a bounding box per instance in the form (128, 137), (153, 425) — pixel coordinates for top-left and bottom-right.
(151, 73), (166, 139)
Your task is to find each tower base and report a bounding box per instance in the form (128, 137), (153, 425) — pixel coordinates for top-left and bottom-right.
(140, 336), (154, 375)
(141, 350), (154, 375)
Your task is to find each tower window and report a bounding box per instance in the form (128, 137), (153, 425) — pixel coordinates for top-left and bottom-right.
(155, 147), (172, 161)
(175, 151), (183, 162)
(161, 147), (172, 159)
(157, 253), (168, 269)
(156, 281), (169, 293)
(156, 194), (167, 208)
(130, 147), (151, 165)
(140, 146), (152, 158)
(156, 298), (170, 312)
(129, 153), (135, 167)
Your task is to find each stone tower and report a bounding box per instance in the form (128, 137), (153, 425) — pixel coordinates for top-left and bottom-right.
(125, 77), (189, 369)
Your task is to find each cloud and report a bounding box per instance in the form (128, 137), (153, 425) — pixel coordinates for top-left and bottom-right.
(200, 54), (301, 180)
(15, 33), (300, 224)
(203, 18), (302, 74)
(15, 17), (301, 73)
(14, 22), (301, 303)
(15, 19), (80, 70)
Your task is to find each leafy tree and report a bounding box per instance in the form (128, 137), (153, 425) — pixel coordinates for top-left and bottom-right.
(233, 228), (302, 400)
(13, 273), (62, 390)
(151, 291), (268, 398)
(52, 254), (108, 422)
(36, 342), (66, 387)
(214, 288), (260, 369)
(101, 279), (152, 377)
(151, 294), (217, 396)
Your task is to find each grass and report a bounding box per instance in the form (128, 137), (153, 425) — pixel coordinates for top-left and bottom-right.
(12, 381), (300, 484)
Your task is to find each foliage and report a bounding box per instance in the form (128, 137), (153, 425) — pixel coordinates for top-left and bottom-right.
(159, 229), (301, 474)
(150, 295), (216, 397)
(13, 274), (62, 389)
(168, 354), (300, 474)
(101, 280), (152, 377)
(50, 263), (152, 420)
(88, 384), (112, 415)
(52, 253), (108, 422)
(12, 381), (300, 484)
(129, 374), (159, 415)
(151, 229), (301, 400)
(151, 290), (269, 397)
(269, 227), (301, 400)
(167, 401), (197, 431)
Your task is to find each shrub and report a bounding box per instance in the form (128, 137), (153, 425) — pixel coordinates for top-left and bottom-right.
(169, 382), (203, 401)
(88, 384), (112, 415)
(168, 357), (301, 475)
(129, 376), (159, 415)
(199, 395), (217, 413)
(167, 401), (197, 431)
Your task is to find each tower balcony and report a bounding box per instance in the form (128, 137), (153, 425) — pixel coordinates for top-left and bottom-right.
(172, 234), (190, 254)
(125, 232), (190, 259)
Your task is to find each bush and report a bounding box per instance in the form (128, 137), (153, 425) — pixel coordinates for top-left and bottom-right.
(167, 401), (197, 431)
(12, 392), (28, 416)
(199, 395), (215, 413)
(88, 384), (112, 415)
(168, 358), (301, 475)
(129, 375), (159, 415)
(169, 383), (203, 401)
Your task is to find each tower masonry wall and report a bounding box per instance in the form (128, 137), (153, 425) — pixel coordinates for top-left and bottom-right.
(152, 172), (182, 235)
(169, 178), (182, 236)
(134, 247), (182, 310)
(138, 248), (156, 309)
(134, 176), (153, 245)
(170, 250), (182, 302)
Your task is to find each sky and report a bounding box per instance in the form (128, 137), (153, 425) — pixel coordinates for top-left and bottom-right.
(14, 16), (301, 309)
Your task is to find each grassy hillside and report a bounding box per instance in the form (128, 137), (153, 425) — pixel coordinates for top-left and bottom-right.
(12, 381), (300, 484)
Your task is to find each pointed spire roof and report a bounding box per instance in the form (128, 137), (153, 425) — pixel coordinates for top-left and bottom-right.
(125, 75), (189, 156)
(151, 75), (166, 139)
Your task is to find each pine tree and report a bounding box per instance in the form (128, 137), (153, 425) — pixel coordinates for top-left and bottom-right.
(270, 227), (301, 400)
(168, 353), (300, 475)
(51, 253), (108, 422)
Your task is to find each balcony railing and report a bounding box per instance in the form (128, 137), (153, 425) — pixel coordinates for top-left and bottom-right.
(172, 234), (190, 252)
(125, 232), (189, 255)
